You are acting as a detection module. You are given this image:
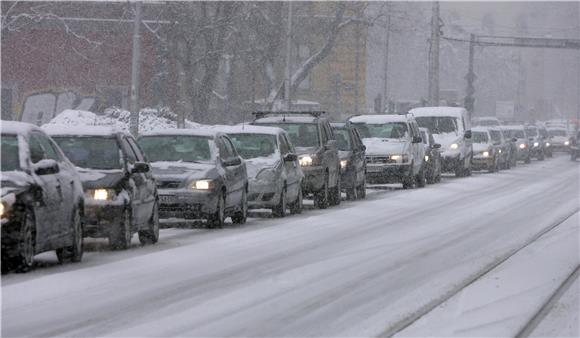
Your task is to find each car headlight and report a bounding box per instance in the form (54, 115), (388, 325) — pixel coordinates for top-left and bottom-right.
(564, 140), (570, 146)
(519, 143), (526, 149)
(545, 142), (550, 147)
(190, 179), (214, 190)
(340, 160), (348, 169)
(424, 155), (429, 162)
(498, 149), (502, 154)
(450, 143), (459, 150)
(389, 154), (409, 163)
(88, 189), (116, 201)
(0, 202), (5, 218)
(533, 142), (539, 147)
(299, 155), (315, 167)
(482, 151), (490, 158)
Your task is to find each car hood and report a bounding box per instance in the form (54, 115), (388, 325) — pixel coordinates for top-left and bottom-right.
(338, 150), (353, 161)
(551, 136), (568, 143)
(473, 143), (490, 153)
(1, 171), (32, 202)
(362, 138), (407, 156)
(245, 155), (280, 179)
(295, 146), (320, 156)
(76, 168), (125, 190)
(432, 132), (460, 149)
(150, 161), (216, 182)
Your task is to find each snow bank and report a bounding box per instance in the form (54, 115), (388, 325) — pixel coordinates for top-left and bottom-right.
(44, 108), (202, 134)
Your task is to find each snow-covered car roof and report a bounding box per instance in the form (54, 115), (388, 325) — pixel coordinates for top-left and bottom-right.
(331, 122), (346, 128)
(500, 125), (525, 130)
(472, 126), (492, 133)
(139, 127), (221, 138)
(409, 107), (467, 118)
(211, 124), (286, 136)
(253, 116), (318, 124)
(349, 114), (409, 124)
(43, 124), (126, 137)
(546, 126), (568, 131)
(1, 121), (42, 135)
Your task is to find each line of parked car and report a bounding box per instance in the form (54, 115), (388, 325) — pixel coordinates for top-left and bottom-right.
(1, 107), (574, 272)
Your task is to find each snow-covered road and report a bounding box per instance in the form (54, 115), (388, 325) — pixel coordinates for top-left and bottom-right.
(2, 155), (579, 337)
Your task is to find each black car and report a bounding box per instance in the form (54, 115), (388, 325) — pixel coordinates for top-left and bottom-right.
(419, 127), (442, 183)
(252, 112), (340, 209)
(525, 125), (545, 161)
(570, 130), (580, 161)
(46, 126), (159, 250)
(331, 123), (366, 200)
(138, 129), (248, 228)
(1, 122), (85, 272)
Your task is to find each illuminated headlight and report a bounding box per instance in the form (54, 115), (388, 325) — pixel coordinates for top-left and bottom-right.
(340, 160), (348, 169)
(498, 149), (502, 154)
(482, 151), (490, 158)
(564, 140), (570, 146)
(424, 155), (429, 162)
(88, 189), (116, 201)
(389, 154), (409, 163)
(450, 143), (459, 150)
(519, 143), (526, 149)
(533, 142), (539, 147)
(0, 202), (5, 218)
(545, 142), (550, 147)
(190, 180), (214, 190)
(299, 155), (314, 167)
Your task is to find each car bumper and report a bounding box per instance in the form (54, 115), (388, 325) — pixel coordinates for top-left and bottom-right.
(441, 154), (462, 172)
(157, 188), (219, 219)
(516, 148), (530, 160)
(472, 156), (494, 170)
(247, 179), (281, 209)
(366, 163), (412, 184)
(301, 166), (326, 194)
(84, 204), (125, 238)
(340, 167), (357, 190)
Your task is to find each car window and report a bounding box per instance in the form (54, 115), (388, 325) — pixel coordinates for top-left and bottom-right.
(282, 133), (295, 153)
(473, 131), (489, 143)
(224, 137), (239, 159)
(28, 133), (47, 164)
(218, 137), (236, 161)
(1, 134), (21, 171)
(138, 135), (214, 163)
(120, 137), (137, 164)
(352, 129), (364, 150)
(279, 134), (290, 155)
(259, 123), (320, 148)
(52, 136), (122, 169)
(31, 132), (60, 162)
(352, 122), (409, 139)
(228, 133), (278, 159)
(334, 129), (351, 151)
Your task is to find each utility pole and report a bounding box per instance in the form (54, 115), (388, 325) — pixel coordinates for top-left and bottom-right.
(284, 2), (293, 111)
(464, 33), (476, 113)
(129, 1), (142, 136)
(428, 1), (440, 106)
(383, 14), (391, 111)
(354, 20), (361, 114)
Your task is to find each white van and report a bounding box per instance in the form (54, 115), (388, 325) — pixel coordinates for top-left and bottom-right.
(409, 107), (473, 177)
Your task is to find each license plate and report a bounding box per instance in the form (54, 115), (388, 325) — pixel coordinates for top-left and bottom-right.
(367, 166), (383, 173)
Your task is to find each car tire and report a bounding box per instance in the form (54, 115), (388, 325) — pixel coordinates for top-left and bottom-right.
(272, 188), (287, 218)
(357, 176), (366, 199)
(57, 207), (84, 263)
(208, 192), (225, 229)
(454, 163), (464, 177)
(232, 189), (248, 224)
(12, 210), (35, 273)
(402, 169), (414, 189)
(289, 187), (303, 215)
(416, 167), (426, 188)
(314, 175), (329, 209)
(329, 174), (341, 206)
(346, 185), (357, 201)
(109, 208), (132, 250)
(139, 201), (159, 245)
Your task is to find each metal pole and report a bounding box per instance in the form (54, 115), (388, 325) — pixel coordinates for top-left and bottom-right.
(284, 2), (293, 111)
(383, 14), (391, 111)
(354, 20), (361, 114)
(129, 1), (142, 136)
(428, 1), (440, 106)
(464, 33), (476, 113)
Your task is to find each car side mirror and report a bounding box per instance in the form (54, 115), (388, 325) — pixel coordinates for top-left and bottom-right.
(511, 138), (518, 143)
(361, 145), (366, 152)
(131, 162), (150, 174)
(284, 153), (297, 162)
(325, 140), (337, 150)
(412, 136), (422, 143)
(464, 130), (472, 139)
(529, 137), (534, 141)
(33, 159), (60, 176)
(432, 143), (442, 149)
(224, 157), (242, 167)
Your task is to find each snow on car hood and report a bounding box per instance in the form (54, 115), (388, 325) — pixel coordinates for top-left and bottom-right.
(245, 154), (280, 179)
(76, 168), (125, 189)
(151, 161), (215, 182)
(362, 138), (407, 156)
(473, 143), (490, 153)
(295, 146), (319, 156)
(1, 171), (31, 205)
(432, 132), (460, 149)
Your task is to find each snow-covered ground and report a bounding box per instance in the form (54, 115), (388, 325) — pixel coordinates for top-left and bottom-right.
(2, 155), (578, 337)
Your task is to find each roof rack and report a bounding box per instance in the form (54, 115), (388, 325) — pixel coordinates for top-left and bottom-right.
(252, 111), (326, 120)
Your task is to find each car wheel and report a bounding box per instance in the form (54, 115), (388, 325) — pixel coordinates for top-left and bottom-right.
(272, 188), (287, 218)
(232, 189), (248, 224)
(402, 171), (414, 189)
(139, 201), (159, 245)
(416, 167), (426, 188)
(109, 208), (132, 250)
(357, 176), (366, 199)
(208, 192), (225, 229)
(314, 175), (329, 209)
(329, 174), (341, 206)
(454, 163), (464, 177)
(57, 207), (84, 263)
(12, 210), (35, 273)
(346, 184), (357, 201)
(289, 187), (303, 215)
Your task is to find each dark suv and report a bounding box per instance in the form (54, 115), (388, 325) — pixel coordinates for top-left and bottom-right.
(45, 126), (159, 250)
(252, 112), (340, 209)
(331, 123), (367, 200)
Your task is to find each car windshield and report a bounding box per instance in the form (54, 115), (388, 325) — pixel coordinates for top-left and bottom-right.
(538, 128), (549, 138)
(52, 136), (122, 169)
(525, 127), (538, 137)
(489, 130), (502, 142)
(415, 116), (458, 134)
(549, 130), (567, 137)
(472, 131), (489, 143)
(351, 122), (408, 139)
(507, 129), (525, 139)
(138, 135), (213, 163)
(259, 123), (320, 148)
(228, 133), (277, 159)
(1, 134), (21, 171)
(334, 129), (351, 150)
